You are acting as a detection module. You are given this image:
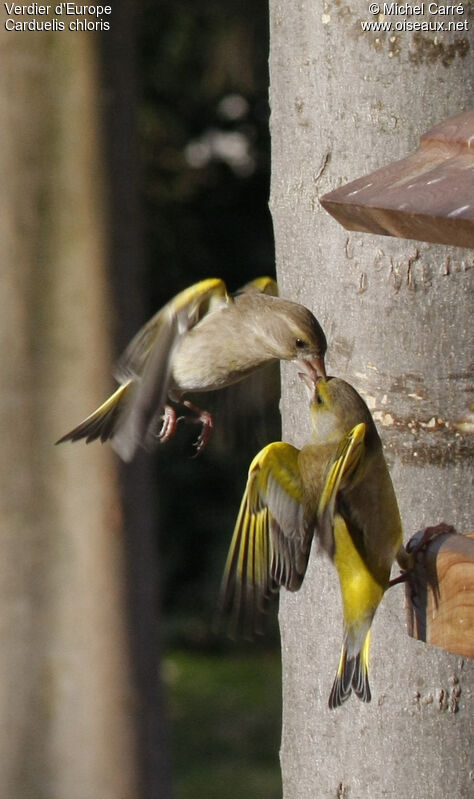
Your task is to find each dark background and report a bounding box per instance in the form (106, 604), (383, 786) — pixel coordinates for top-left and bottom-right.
(100, 2), (282, 796)
(136, 0), (276, 637)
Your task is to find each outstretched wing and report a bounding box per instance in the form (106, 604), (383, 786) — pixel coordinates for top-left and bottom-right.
(112, 278), (231, 460)
(218, 441), (312, 637)
(317, 422), (366, 558)
(115, 278), (230, 381)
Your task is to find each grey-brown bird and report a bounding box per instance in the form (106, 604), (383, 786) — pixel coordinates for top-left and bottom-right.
(56, 277), (327, 461)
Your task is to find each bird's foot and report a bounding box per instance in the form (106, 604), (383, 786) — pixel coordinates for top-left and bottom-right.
(390, 522), (457, 587)
(407, 522), (457, 558)
(182, 400), (214, 455)
(157, 401), (214, 452)
(388, 571), (409, 588)
(158, 405), (182, 443)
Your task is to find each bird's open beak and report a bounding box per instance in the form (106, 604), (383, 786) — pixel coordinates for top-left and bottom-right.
(301, 355), (326, 380)
(297, 356), (326, 391)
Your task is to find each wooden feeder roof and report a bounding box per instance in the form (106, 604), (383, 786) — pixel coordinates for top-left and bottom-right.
(320, 109), (474, 249)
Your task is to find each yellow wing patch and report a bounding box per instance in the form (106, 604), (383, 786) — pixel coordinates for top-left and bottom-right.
(218, 441), (307, 636)
(238, 276), (279, 296)
(317, 423), (366, 556)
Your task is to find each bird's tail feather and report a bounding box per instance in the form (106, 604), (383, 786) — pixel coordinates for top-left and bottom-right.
(328, 630), (371, 709)
(55, 381), (131, 445)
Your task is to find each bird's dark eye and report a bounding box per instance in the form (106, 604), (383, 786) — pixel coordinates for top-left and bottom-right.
(315, 392), (323, 405)
(295, 338), (307, 349)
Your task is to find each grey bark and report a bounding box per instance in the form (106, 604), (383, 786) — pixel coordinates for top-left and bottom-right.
(270, 3), (474, 797)
(0, 28), (139, 798)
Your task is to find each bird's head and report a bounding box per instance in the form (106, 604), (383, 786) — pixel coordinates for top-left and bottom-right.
(259, 298), (327, 378)
(300, 373), (377, 445)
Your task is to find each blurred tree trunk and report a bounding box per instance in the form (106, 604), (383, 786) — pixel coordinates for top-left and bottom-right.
(101, 3), (173, 797)
(269, 4), (474, 797)
(0, 27), (139, 799)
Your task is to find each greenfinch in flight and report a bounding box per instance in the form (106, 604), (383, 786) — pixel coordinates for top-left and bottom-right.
(218, 374), (403, 708)
(56, 277), (327, 461)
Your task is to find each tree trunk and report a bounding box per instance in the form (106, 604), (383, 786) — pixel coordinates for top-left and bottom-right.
(101, 2), (173, 795)
(269, 4), (474, 797)
(0, 27), (139, 798)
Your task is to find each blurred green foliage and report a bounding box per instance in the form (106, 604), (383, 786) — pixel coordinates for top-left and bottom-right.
(165, 649), (282, 799)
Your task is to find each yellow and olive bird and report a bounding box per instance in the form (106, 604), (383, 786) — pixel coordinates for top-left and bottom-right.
(56, 277), (327, 461)
(218, 375), (403, 708)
